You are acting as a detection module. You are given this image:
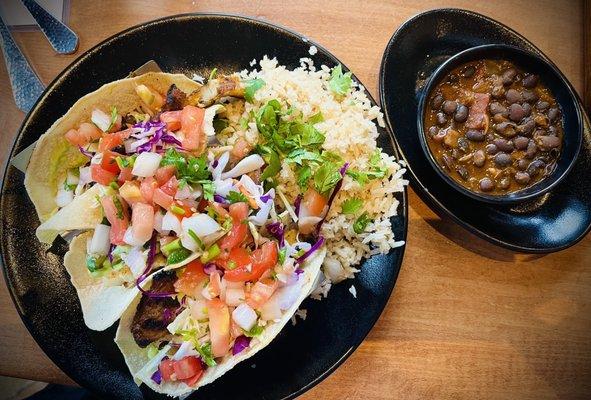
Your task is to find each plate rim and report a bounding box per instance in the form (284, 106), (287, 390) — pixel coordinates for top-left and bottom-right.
(0, 12), (409, 398)
(378, 7), (591, 253)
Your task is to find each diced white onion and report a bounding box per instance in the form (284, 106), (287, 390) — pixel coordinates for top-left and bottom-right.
(260, 296), (283, 321)
(221, 154), (264, 180)
(225, 288), (245, 307)
(89, 224), (111, 255)
(173, 341), (199, 361)
(161, 211), (182, 234)
(213, 178), (235, 197)
(273, 280), (304, 310)
(66, 170), (79, 186)
(323, 257), (348, 283)
(124, 138), (149, 153)
(239, 174), (263, 198)
(91, 109), (111, 132)
(232, 303), (257, 331)
(90, 152), (103, 165)
(131, 152), (162, 177)
(123, 226), (146, 247)
(167, 308), (190, 335)
(180, 214), (221, 251)
(190, 299), (207, 320)
(121, 246), (147, 278)
(223, 278), (244, 289)
(174, 184), (192, 200)
(153, 211), (168, 234)
(202, 105), (225, 137)
(55, 186), (74, 207)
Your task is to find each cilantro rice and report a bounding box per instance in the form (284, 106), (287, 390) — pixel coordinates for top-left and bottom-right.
(226, 56), (407, 297)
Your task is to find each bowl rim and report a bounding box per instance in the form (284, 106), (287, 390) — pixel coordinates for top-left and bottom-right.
(416, 43), (583, 204)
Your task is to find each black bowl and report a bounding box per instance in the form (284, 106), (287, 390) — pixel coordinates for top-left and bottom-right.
(417, 44), (583, 204)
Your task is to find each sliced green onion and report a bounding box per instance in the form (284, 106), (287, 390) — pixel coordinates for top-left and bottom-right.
(187, 229), (204, 250)
(170, 204), (185, 215)
(200, 243), (220, 263)
(226, 260), (237, 270)
(161, 238), (182, 257)
(167, 248), (192, 265)
(109, 181), (120, 190)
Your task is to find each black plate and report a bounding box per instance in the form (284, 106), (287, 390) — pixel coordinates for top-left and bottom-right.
(0, 14), (407, 400)
(379, 8), (591, 253)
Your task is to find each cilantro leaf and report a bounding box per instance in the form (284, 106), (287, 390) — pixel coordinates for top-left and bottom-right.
(308, 112), (324, 124)
(353, 212), (371, 234)
(285, 148), (323, 165)
(244, 78), (265, 103)
(200, 180), (215, 201)
(259, 149), (281, 181)
(160, 148), (211, 184)
(329, 64), (353, 96)
(197, 342), (217, 367)
(227, 191), (248, 204)
(296, 165), (312, 189)
(342, 198), (363, 215)
(314, 162), (342, 195)
(107, 106), (118, 131)
(243, 324), (264, 337)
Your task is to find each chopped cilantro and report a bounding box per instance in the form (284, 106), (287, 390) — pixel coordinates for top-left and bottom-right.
(308, 112), (324, 124)
(244, 78), (265, 103)
(329, 64), (352, 96)
(200, 180), (215, 201)
(285, 148), (323, 165)
(197, 342), (216, 367)
(341, 198), (363, 215)
(160, 148), (211, 184)
(278, 248), (287, 265)
(296, 165), (312, 189)
(243, 324), (264, 337)
(227, 191), (248, 204)
(107, 106), (118, 131)
(239, 116), (249, 130)
(259, 149), (281, 181)
(314, 162), (342, 195)
(353, 212), (371, 234)
(113, 196), (124, 219)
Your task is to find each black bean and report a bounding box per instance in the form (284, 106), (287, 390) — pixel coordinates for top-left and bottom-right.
(494, 152), (512, 167)
(533, 128), (547, 138)
(466, 130), (485, 142)
(548, 107), (560, 121)
(432, 128), (447, 142)
(515, 171), (531, 184)
(479, 177), (494, 192)
(537, 135), (561, 150)
(457, 137), (470, 153)
(505, 89), (522, 104)
(436, 112), (447, 126)
(525, 141), (538, 159)
(442, 100), (457, 115)
(456, 166), (469, 180)
(536, 100), (550, 111)
(493, 114), (508, 123)
(473, 150), (486, 167)
(489, 102), (508, 116)
(461, 65), (476, 78)
(454, 105), (469, 122)
(509, 104), (526, 122)
(527, 159), (546, 176)
(516, 159), (529, 171)
(502, 68), (517, 85)
(548, 126), (558, 136)
(522, 103), (532, 117)
(495, 121), (517, 137)
(498, 176), (511, 190)
(522, 74), (539, 88)
(441, 154), (454, 170)
(486, 143), (499, 155)
(431, 94), (444, 109)
(428, 126), (438, 137)
(514, 136), (530, 150)
(517, 119), (536, 136)
(493, 138), (515, 152)
(491, 85), (505, 98)
(522, 90), (539, 103)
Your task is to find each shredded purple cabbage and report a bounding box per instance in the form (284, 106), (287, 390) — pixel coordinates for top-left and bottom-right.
(213, 194), (227, 204)
(266, 222), (285, 248)
(260, 193), (272, 203)
(107, 244), (115, 263)
(295, 268), (304, 276)
(212, 159), (219, 168)
(78, 146), (93, 158)
(129, 120), (183, 154)
(151, 369), (162, 384)
(163, 308), (174, 323)
(136, 234), (175, 298)
(204, 263), (224, 276)
(294, 194), (302, 216)
(232, 336), (251, 355)
(296, 235), (324, 265)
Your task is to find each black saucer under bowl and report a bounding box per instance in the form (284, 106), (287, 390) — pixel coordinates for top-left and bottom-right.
(379, 8), (591, 252)
(417, 44), (582, 205)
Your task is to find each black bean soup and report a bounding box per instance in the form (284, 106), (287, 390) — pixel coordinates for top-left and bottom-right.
(424, 59), (563, 195)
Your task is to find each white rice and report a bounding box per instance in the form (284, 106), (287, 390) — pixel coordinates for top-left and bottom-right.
(233, 57), (407, 296)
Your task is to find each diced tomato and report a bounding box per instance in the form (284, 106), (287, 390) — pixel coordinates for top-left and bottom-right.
(231, 137), (251, 160)
(219, 247), (251, 270)
(207, 299), (230, 358)
(180, 105), (206, 153)
(174, 260), (207, 296)
(246, 278), (278, 309)
(173, 356), (203, 380)
(65, 129), (86, 146)
(197, 198), (209, 212)
(160, 111), (182, 131)
(159, 358), (175, 381)
(118, 167), (133, 184)
(181, 369), (203, 387)
(218, 202), (249, 252)
(98, 128), (131, 151)
(65, 123), (103, 146)
(224, 241), (278, 282)
(100, 150), (121, 174)
(155, 165), (176, 186)
(101, 195), (129, 245)
(140, 177), (157, 203)
(91, 164), (117, 186)
(131, 202), (154, 243)
(208, 271), (222, 298)
(301, 187), (328, 217)
(153, 188), (174, 209)
(159, 176), (179, 196)
(210, 202), (230, 219)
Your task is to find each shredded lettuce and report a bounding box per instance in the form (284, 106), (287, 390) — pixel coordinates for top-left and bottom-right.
(314, 162), (342, 195)
(244, 78), (265, 103)
(328, 64), (352, 96)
